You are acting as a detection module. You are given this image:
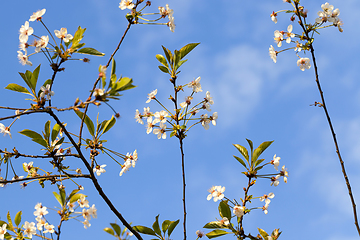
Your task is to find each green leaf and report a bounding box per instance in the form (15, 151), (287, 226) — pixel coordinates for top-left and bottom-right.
(111, 58), (116, 76)
(233, 144), (249, 161)
(257, 228), (269, 238)
(246, 139), (253, 153)
(114, 77), (136, 92)
(19, 129), (47, 148)
(133, 226), (157, 236)
(167, 219), (179, 237)
(59, 188), (66, 206)
(110, 223), (121, 236)
(161, 220), (171, 234)
(53, 191), (64, 207)
(252, 141), (274, 165)
(173, 50), (181, 69)
(14, 211), (22, 226)
(74, 110), (95, 137)
(44, 120), (51, 142)
(5, 83), (31, 95)
(51, 123), (61, 142)
(0, 221), (6, 228)
(233, 156), (247, 169)
(102, 116), (116, 134)
(31, 65), (41, 90)
(161, 45), (172, 64)
(254, 158), (265, 167)
(69, 193), (85, 204)
(158, 66), (170, 74)
(152, 215), (161, 236)
(7, 212), (13, 231)
(77, 47), (105, 56)
(104, 227), (115, 236)
(206, 230), (230, 239)
(179, 43), (200, 59)
(203, 221), (224, 229)
(156, 54), (169, 68)
(175, 59), (187, 71)
(18, 71), (33, 91)
(218, 201), (231, 220)
(71, 26), (86, 49)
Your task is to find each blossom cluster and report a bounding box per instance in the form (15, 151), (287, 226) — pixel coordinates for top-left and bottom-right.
(270, 154), (288, 187)
(17, 8), (74, 66)
(17, 9), (47, 66)
(206, 185), (225, 202)
(269, 2), (342, 71)
(118, 0), (175, 32)
(135, 77), (218, 139)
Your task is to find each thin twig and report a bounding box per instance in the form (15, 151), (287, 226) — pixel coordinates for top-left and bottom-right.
(78, 22), (132, 146)
(294, 2), (360, 236)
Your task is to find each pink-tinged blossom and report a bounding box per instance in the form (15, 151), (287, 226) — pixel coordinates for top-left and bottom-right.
(180, 96), (193, 108)
(153, 110), (169, 124)
(82, 209), (91, 220)
(0, 223), (7, 240)
(167, 16), (175, 32)
(159, 4), (173, 18)
(119, 159), (132, 176)
(17, 51), (32, 66)
(270, 175), (280, 186)
(285, 25), (295, 44)
(23, 221), (36, 238)
(119, 0), (134, 10)
(40, 84), (55, 100)
(271, 154), (280, 171)
(269, 45), (277, 63)
(54, 28), (73, 43)
(270, 11), (277, 24)
(29, 9), (46, 21)
(321, 2), (334, 15)
(0, 123), (11, 138)
(188, 77), (202, 92)
(93, 164), (106, 176)
(297, 57), (311, 71)
(88, 204), (97, 218)
(35, 35), (49, 53)
(135, 109), (144, 124)
(78, 195), (89, 208)
(34, 203), (48, 217)
(201, 114), (211, 130)
(210, 112), (218, 126)
(43, 223), (55, 234)
(273, 30), (283, 47)
(83, 219), (91, 229)
(260, 192), (275, 205)
(233, 206), (245, 217)
(277, 165), (288, 183)
(207, 185), (225, 202)
(19, 21), (33, 43)
(146, 117), (155, 134)
(146, 89), (157, 103)
(153, 122), (167, 139)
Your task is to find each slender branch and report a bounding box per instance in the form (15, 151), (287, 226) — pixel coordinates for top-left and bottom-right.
(179, 138), (187, 240)
(0, 174), (91, 184)
(78, 22), (132, 146)
(294, 3), (360, 236)
(46, 109), (143, 240)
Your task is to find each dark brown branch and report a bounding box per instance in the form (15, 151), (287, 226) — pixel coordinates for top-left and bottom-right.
(294, 3), (360, 236)
(47, 109), (143, 240)
(0, 174), (91, 184)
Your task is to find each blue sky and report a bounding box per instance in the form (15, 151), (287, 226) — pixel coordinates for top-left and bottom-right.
(1, 0), (360, 239)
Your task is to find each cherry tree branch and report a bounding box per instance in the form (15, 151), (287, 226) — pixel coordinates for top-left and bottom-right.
(294, 2), (360, 236)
